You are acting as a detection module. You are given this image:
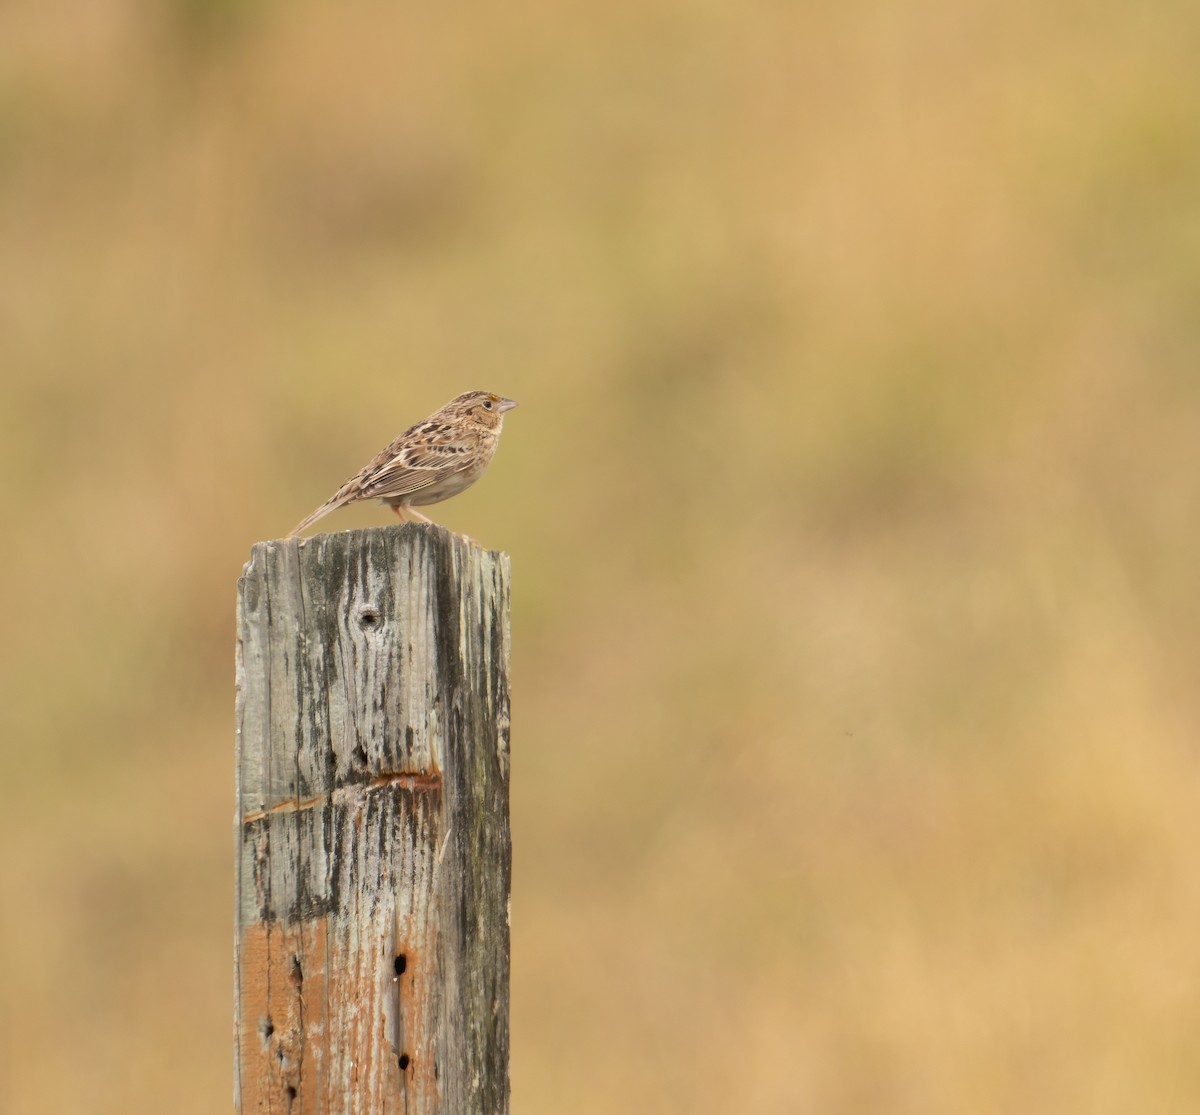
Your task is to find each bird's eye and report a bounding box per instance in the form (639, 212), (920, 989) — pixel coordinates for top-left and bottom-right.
(482, 399), (494, 409)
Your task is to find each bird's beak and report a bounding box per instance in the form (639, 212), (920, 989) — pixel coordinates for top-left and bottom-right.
(497, 397), (519, 412)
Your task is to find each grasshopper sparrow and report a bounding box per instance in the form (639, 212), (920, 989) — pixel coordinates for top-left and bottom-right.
(289, 391), (518, 537)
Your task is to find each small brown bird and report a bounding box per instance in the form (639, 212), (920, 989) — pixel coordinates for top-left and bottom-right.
(289, 391), (519, 537)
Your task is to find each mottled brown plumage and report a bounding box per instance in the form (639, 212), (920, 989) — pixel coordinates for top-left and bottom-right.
(289, 391), (518, 537)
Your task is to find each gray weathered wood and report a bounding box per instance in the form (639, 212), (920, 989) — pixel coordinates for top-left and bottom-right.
(234, 523), (511, 1115)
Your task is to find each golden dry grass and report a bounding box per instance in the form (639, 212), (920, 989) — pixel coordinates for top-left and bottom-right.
(3, 1), (1200, 1111)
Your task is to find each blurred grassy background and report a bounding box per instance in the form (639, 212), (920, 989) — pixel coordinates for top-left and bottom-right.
(3, 0), (1200, 1111)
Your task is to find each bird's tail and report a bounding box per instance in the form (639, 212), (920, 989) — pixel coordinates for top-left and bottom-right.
(288, 489), (353, 538)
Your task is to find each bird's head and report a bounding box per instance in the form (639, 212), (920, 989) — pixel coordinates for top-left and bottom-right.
(448, 391), (519, 430)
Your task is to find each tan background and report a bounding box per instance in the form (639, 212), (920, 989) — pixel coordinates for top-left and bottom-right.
(3, 1), (1199, 1112)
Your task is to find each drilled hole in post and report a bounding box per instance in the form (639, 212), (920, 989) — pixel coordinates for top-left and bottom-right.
(399, 1054), (410, 1071)
(260, 1016), (274, 1042)
(394, 955), (407, 976)
(357, 607), (381, 630)
(286, 1085), (297, 1101)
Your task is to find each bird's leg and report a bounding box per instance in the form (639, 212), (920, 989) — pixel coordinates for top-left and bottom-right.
(390, 505), (408, 522)
(404, 506), (435, 524)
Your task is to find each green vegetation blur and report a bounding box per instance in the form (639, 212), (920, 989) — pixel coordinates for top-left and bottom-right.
(3, 1), (1199, 1111)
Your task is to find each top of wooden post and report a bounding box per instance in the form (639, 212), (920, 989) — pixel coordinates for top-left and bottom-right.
(237, 523), (511, 813)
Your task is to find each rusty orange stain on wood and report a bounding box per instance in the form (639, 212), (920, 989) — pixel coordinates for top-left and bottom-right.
(239, 914), (436, 1114)
(238, 917), (329, 1110)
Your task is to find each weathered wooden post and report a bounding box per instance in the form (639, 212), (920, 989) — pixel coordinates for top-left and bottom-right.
(234, 524), (511, 1114)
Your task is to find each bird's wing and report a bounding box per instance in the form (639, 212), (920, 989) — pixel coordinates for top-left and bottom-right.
(357, 421), (478, 501)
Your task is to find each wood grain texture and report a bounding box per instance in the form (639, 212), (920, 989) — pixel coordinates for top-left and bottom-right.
(235, 524), (511, 1115)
